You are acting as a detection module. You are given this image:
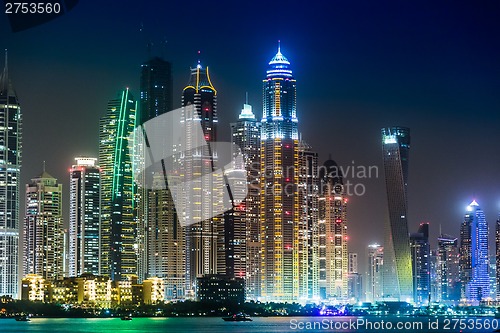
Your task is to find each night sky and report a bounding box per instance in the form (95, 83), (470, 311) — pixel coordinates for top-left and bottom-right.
(1, 1), (499, 273)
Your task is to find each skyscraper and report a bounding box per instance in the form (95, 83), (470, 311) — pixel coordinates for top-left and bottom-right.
(437, 234), (460, 302)
(148, 174), (185, 300)
(68, 157), (101, 277)
(410, 222), (430, 305)
(137, 57), (174, 282)
(298, 140), (319, 300)
(181, 59), (223, 295)
(348, 252), (363, 302)
(318, 159), (348, 300)
(366, 244), (384, 302)
(260, 44), (299, 301)
(496, 218), (500, 300)
(0, 50), (22, 298)
(460, 200), (489, 302)
(381, 126), (412, 301)
(229, 101), (261, 298)
(99, 88), (138, 281)
(24, 170), (63, 281)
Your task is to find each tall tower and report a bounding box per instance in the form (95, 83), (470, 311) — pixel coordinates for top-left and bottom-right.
(99, 89), (138, 281)
(23, 170), (63, 281)
(229, 101), (261, 298)
(437, 234), (460, 302)
(148, 173), (185, 300)
(137, 56), (174, 282)
(460, 200), (489, 302)
(381, 126), (412, 301)
(366, 244), (384, 302)
(318, 159), (348, 300)
(0, 50), (22, 298)
(298, 140), (319, 300)
(181, 59), (222, 295)
(260, 44), (299, 301)
(68, 157), (101, 277)
(496, 217), (500, 301)
(410, 222), (430, 305)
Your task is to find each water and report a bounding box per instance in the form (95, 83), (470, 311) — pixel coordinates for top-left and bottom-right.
(0, 316), (498, 332)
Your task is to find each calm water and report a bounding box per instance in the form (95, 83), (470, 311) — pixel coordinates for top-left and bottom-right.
(0, 316), (498, 333)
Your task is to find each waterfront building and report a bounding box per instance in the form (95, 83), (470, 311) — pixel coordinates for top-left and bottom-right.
(366, 244), (383, 302)
(437, 234), (460, 302)
(410, 222), (430, 305)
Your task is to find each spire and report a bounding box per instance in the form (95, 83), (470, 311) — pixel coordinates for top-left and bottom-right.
(278, 40), (281, 54)
(1, 49), (7, 93)
(197, 50), (201, 69)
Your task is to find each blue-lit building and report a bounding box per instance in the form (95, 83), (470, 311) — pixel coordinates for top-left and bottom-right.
(260, 43), (300, 301)
(410, 222), (430, 305)
(460, 200), (490, 302)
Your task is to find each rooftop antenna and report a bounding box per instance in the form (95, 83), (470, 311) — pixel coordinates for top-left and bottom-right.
(278, 40), (281, 53)
(42, 160), (46, 172)
(439, 223), (442, 237)
(197, 50), (201, 67)
(328, 153), (332, 160)
(245, 92), (248, 105)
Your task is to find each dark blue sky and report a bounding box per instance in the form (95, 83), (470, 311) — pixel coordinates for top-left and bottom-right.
(1, 0), (499, 265)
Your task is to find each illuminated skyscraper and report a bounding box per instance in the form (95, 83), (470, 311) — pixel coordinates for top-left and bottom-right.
(298, 140), (319, 300)
(366, 244), (384, 302)
(496, 218), (500, 300)
(460, 200), (489, 302)
(137, 56), (174, 282)
(318, 159), (348, 300)
(68, 157), (101, 277)
(99, 89), (138, 281)
(410, 222), (430, 305)
(229, 101), (261, 298)
(181, 60), (223, 295)
(260, 44), (299, 301)
(24, 170), (63, 281)
(437, 234), (460, 302)
(148, 174), (185, 300)
(0, 50), (22, 298)
(381, 126), (412, 301)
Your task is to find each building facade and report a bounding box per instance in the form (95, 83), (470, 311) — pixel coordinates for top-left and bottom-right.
(437, 234), (460, 302)
(260, 45), (300, 301)
(69, 157), (101, 277)
(99, 88), (138, 281)
(0, 51), (22, 298)
(366, 244), (383, 302)
(410, 222), (430, 305)
(460, 200), (489, 302)
(24, 170), (63, 281)
(381, 126), (412, 301)
(318, 159), (348, 300)
(229, 102), (261, 299)
(136, 56), (174, 283)
(298, 140), (319, 300)
(181, 60), (223, 295)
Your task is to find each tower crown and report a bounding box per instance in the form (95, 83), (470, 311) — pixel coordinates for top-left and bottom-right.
(266, 42), (293, 78)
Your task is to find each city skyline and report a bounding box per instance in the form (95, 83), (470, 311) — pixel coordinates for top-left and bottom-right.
(0, 1), (499, 290)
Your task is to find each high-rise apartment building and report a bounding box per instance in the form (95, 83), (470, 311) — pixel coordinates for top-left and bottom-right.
(298, 140), (319, 300)
(437, 234), (460, 302)
(229, 101), (261, 299)
(366, 244), (384, 302)
(496, 218), (500, 300)
(24, 170), (63, 281)
(181, 60), (223, 295)
(410, 222), (430, 305)
(318, 159), (348, 300)
(0, 50), (22, 298)
(68, 157), (101, 277)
